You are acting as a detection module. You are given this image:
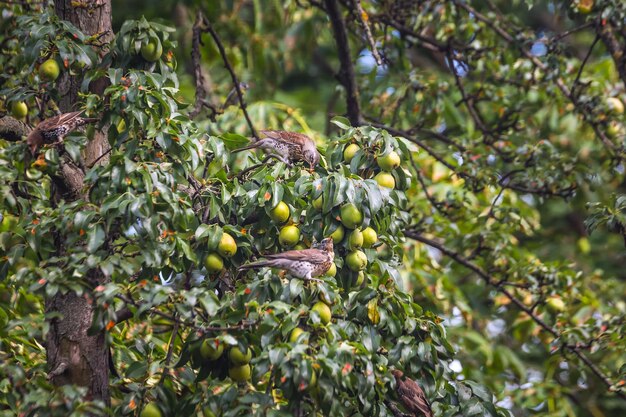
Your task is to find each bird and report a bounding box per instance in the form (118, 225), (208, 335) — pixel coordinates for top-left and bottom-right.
(232, 130), (321, 169)
(238, 238), (334, 282)
(221, 82), (249, 110)
(391, 369), (433, 417)
(26, 111), (98, 155)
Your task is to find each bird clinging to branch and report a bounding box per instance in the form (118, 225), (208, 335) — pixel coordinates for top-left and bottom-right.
(26, 111), (98, 156)
(391, 369), (433, 417)
(238, 238), (334, 282)
(232, 129), (321, 169)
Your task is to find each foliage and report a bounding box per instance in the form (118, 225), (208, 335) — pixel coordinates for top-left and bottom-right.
(0, 0), (625, 417)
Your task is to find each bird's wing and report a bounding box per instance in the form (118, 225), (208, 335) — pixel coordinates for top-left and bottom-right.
(260, 130), (311, 146)
(265, 248), (328, 263)
(37, 111), (83, 130)
(398, 379), (433, 417)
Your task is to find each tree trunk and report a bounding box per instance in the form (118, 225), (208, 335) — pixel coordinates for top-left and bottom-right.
(46, 0), (113, 408)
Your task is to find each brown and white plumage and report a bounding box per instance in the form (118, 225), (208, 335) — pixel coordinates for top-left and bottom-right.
(239, 238), (334, 281)
(26, 111), (98, 155)
(391, 369), (433, 417)
(233, 130), (321, 169)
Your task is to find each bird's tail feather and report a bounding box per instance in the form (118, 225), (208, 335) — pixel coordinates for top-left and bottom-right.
(232, 143), (259, 153)
(238, 260), (274, 270)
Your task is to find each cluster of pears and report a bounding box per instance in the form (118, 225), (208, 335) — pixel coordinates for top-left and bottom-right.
(204, 232), (238, 274)
(343, 142), (401, 189)
(200, 338), (254, 383)
(9, 58), (60, 121)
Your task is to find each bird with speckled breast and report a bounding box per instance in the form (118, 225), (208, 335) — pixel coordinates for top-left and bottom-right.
(238, 238), (334, 281)
(391, 369), (433, 417)
(27, 111), (98, 155)
(232, 130), (321, 169)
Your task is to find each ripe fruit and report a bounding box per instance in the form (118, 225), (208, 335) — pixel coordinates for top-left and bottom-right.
(270, 201), (290, 223)
(141, 39), (163, 62)
(343, 143), (360, 162)
(218, 232), (237, 257)
(11, 101), (28, 119)
(0, 214), (18, 232)
(576, 0), (593, 14)
(116, 119), (127, 133)
(348, 229), (363, 249)
(355, 271), (365, 286)
(374, 172), (395, 189)
(200, 339), (224, 361)
(340, 204), (363, 229)
(279, 225), (300, 247)
(289, 327), (309, 343)
(293, 243), (306, 250)
(606, 97), (624, 114)
(377, 151), (401, 171)
(204, 253), (224, 273)
(140, 403), (162, 417)
(546, 296), (566, 312)
(361, 227), (377, 248)
(325, 262), (337, 277)
(39, 59), (60, 81)
(229, 363), (252, 382)
(607, 121), (623, 138)
(229, 346), (252, 365)
(346, 250), (368, 271)
(311, 301), (331, 325)
(312, 196), (323, 211)
(328, 224), (345, 243)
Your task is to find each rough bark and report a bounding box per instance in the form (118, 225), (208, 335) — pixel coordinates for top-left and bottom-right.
(47, 0), (113, 408)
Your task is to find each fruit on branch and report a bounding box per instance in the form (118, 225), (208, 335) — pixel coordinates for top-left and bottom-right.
(546, 296), (566, 312)
(200, 339), (224, 361)
(377, 151), (401, 171)
(229, 346), (252, 365)
(311, 301), (331, 325)
(340, 204), (363, 229)
(204, 253), (224, 273)
(328, 224), (345, 243)
(325, 262), (337, 277)
(141, 38), (163, 62)
(606, 97), (624, 115)
(343, 143), (360, 163)
(11, 101), (28, 119)
(218, 232), (237, 257)
(312, 196), (323, 211)
(375, 172), (395, 189)
(140, 403), (162, 417)
(279, 225), (301, 247)
(289, 327), (309, 343)
(229, 364), (252, 382)
(346, 250), (367, 271)
(576, 0), (593, 14)
(348, 228), (364, 249)
(361, 227), (378, 248)
(39, 59), (60, 81)
(270, 201), (290, 223)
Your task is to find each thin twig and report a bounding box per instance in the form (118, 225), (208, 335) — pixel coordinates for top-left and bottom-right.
(352, 0), (383, 66)
(453, 1), (619, 156)
(202, 13), (257, 138)
(405, 230), (626, 401)
(189, 12), (217, 120)
(571, 35), (600, 95)
(324, 0), (362, 126)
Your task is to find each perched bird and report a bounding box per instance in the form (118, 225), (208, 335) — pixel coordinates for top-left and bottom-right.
(239, 238), (334, 281)
(221, 82), (249, 111)
(232, 130), (321, 169)
(391, 369), (433, 417)
(27, 111), (98, 155)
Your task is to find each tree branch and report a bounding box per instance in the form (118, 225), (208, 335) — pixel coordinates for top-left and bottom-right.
(201, 13), (257, 138)
(324, 0), (362, 126)
(351, 0), (383, 66)
(189, 11), (218, 120)
(404, 230), (626, 401)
